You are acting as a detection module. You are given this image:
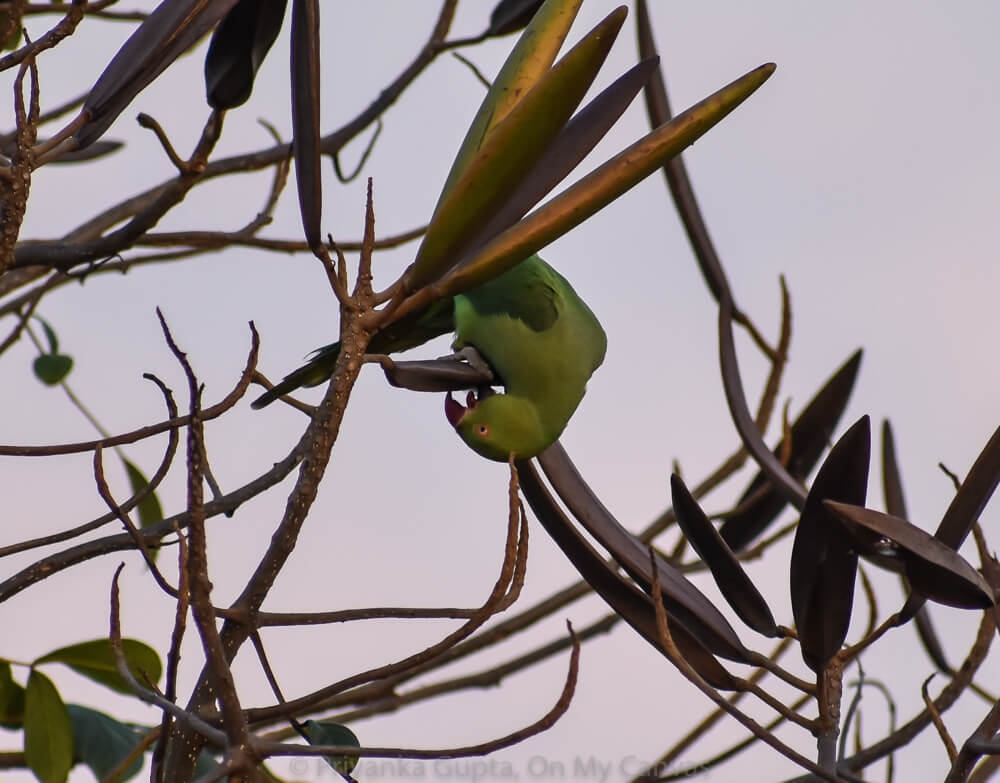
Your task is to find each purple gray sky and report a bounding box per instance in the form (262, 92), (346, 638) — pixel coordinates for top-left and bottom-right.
(2, 2), (999, 781)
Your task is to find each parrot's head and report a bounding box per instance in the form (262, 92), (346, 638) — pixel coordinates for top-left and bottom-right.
(445, 390), (550, 462)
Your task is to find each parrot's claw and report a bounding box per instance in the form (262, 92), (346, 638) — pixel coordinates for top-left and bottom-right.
(440, 346), (495, 379)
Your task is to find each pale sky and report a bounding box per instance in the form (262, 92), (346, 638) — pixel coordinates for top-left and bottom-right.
(2, 3), (999, 782)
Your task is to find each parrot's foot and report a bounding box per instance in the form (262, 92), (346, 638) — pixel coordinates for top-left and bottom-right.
(439, 345), (495, 378)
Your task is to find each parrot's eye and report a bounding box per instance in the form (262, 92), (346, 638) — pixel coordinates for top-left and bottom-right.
(477, 424), (489, 437)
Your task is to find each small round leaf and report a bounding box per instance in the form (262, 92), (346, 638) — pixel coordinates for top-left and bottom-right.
(303, 720), (360, 775)
(33, 354), (73, 386)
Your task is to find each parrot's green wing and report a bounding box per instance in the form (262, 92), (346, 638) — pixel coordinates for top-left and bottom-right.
(370, 297), (457, 356)
(458, 258), (559, 333)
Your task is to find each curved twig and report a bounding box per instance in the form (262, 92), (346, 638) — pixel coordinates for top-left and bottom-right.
(0, 372), (180, 557)
(255, 622), (579, 762)
(243, 466), (529, 725)
(0, 324), (258, 456)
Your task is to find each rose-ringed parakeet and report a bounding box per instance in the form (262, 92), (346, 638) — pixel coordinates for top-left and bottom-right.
(253, 254), (606, 461)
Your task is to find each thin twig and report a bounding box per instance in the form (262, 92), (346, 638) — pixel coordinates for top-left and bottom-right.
(242, 463), (529, 725)
(107, 563), (227, 745)
(0, 0), (84, 74)
(332, 119), (382, 183)
(254, 622), (579, 762)
(157, 308), (253, 758)
(0, 373), (180, 558)
(0, 325), (259, 457)
(270, 614), (617, 732)
(93, 444), (174, 592)
(151, 522), (190, 783)
(256, 605), (479, 626)
(922, 675), (958, 763)
(137, 113), (188, 172)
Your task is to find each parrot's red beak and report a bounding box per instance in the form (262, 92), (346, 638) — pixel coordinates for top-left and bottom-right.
(445, 391), (481, 427)
(445, 393), (468, 427)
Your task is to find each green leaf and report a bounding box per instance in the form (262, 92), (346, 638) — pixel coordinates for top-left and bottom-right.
(36, 316), (60, 354)
(409, 7), (626, 289)
(303, 720), (360, 775)
(441, 62), (776, 297)
(24, 670), (73, 783)
(67, 705), (145, 782)
(35, 639), (162, 696)
(441, 0), (583, 199)
(122, 459), (164, 531)
(33, 354), (73, 386)
(0, 661), (26, 728)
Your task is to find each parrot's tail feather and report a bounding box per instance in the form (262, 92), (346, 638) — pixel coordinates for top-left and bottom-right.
(250, 381), (295, 409)
(250, 342), (341, 409)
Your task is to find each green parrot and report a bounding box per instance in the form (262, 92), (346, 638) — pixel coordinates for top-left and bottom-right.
(253, 255), (606, 461)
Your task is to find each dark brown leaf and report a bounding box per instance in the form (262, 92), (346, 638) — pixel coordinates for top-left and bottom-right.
(881, 419), (906, 519)
(899, 421), (1000, 622)
(671, 474), (778, 637)
(883, 420), (952, 672)
(486, 0), (545, 37)
(517, 459), (738, 689)
(825, 501), (995, 611)
(19, 139), (123, 164)
(290, 0), (322, 249)
(538, 444), (750, 663)
(913, 606), (951, 674)
(636, 0), (729, 304)
(205, 0), (288, 109)
(720, 349), (862, 551)
(718, 298), (808, 509)
(76, 0), (240, 149)
(790, 416), (870, 672)
(934, 423), (1000, 549)
(381, 358), (494, 392)
(639, 4), (804, 511)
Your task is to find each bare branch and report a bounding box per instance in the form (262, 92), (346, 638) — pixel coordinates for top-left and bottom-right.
(157, 307), (253, 756)
(255, 622), (579, 762)
(922, 675), (958, 763)
(0, 0), (84, 73)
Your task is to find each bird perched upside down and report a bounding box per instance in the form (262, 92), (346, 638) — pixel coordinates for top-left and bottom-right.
(442, 255), (605, 460)
(254, 255), (606, 461)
